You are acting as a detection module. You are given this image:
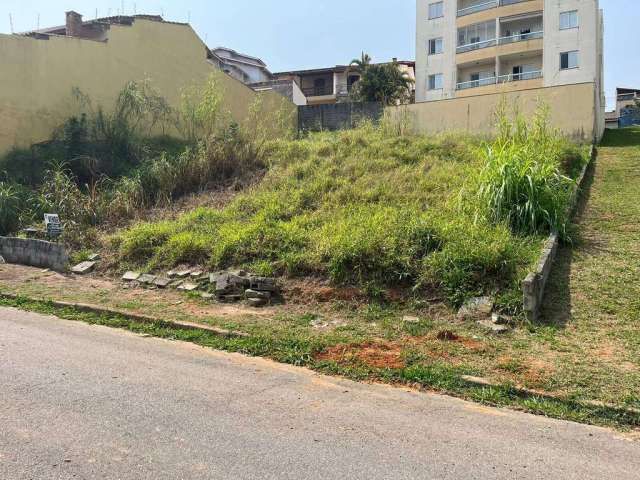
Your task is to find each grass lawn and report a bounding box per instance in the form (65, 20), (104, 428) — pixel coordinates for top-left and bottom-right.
(2, 127), (637, 430)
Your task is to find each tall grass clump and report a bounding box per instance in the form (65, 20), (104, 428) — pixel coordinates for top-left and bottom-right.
(474, 102), (583, 238)
(0, 182), (23, 235)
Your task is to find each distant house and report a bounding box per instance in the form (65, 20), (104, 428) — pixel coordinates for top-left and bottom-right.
(273, 60), (416, 106)
(605, 88), (640, 129)
(212, 47), (273, 84)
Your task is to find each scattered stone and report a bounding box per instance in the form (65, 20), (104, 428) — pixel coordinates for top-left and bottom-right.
(0, 255), (6, 264)
(153, 277), (172, 289)
(71, 261), (96, 275)
(245, 289), (271, 300)
(176, 269), (192, 278)
(169, 280), (184, 289)
(138, 274), (157, 285)
(88, 253), (101, 262)
(402, 315), (420, 324)
(249, 277), (278, 292)
(230, 269), (248, 277)
(457, 296), (494, 320)
(247, 297), (268, 308)
(177, 282), (199, 292)
(436, 330), (459, 341)
(477, 319), (510, 334)
(166, 269), (178, 279)
(122, 271), (141, 282)
(190, 270), (204, 278)
(200, 292), (215, 300)
(491, 312), (512, 326)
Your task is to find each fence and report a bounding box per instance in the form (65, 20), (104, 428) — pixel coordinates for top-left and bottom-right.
(298, 102), (384, 132)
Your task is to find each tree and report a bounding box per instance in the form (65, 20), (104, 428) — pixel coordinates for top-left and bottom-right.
(348, 53), (414, 106)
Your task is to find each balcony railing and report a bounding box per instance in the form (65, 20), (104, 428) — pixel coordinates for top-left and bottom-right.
(456, 70), (542, 90)
(498, 30), (543, 44)
(457, 0), (498, 17)
(301, 83), (356, 98)
(456, 38), (497, 53)
(457, 30), (542, 54)
(457, 0), (533, 17)
(301, 86), (334, 97)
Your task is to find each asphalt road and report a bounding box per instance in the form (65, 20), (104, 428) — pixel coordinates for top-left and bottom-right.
(1, 307), (639, 480)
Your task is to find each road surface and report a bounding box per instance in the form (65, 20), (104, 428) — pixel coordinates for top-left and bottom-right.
(1, 307), (638, 479)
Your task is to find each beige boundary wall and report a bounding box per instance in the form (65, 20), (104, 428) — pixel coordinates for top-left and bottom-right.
(0, 19), (294, 156)
(389, 82), (602, 143)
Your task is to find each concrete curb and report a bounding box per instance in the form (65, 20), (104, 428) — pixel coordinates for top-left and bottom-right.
(0, 292), (249, 338)
(522, 145), (596, 321)
(461, 375), (640, 416)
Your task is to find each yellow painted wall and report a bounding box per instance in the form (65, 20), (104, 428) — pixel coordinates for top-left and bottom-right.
(0, 19), (294, 155)
(388, 82), (598, 142)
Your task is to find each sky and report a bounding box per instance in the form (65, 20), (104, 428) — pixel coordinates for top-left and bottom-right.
(0, 0), (635, 110)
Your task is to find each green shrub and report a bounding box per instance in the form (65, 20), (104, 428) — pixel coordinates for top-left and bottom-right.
(474, 104), (581, 238)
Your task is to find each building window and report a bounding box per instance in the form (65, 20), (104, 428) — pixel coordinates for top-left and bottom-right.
(560, 51), (579, 70)
(560, 10), (578, 30)
(428, 2), (444, 20)
(428, 73), (443, 90)
(428, 37), (443, 55)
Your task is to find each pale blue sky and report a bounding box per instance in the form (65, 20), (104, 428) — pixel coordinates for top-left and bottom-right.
(0, 0), (635, 110)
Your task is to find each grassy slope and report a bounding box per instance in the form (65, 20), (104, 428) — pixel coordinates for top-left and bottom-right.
(113, 126), (544, 307)
(539, 127), (640, 405)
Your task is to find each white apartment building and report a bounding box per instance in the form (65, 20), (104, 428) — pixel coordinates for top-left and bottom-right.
(415, 0), (604, 111)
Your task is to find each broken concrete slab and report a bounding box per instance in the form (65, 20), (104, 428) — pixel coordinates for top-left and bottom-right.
(88, 253), (101, 262)
(245, 289), (271, 300)
(177, 282), (199, 292)
(166, 269), (178, 279)
(71, 261), (96, 275)
(176, 269), (192, 278)
(169, 280), (184, 289)
(122, 271), (141, 282)
(153, 277), (172, 289)
(200, 292), (215, 300)
(457, 296), (494, 320)
(0, 255), (5, 264)
(478, 319), (510, 334)
(491, 312), (513, 326)
(190, 270), (204, 278)
(138, 274), (157, 285)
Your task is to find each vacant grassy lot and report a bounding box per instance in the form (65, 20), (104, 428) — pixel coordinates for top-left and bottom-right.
(112, 122), (585, 309)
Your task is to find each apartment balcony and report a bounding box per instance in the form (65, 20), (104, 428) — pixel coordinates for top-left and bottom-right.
(456, 30), (543, 64)
(455, 70), (543, 97)
(457, 0), (543, 28)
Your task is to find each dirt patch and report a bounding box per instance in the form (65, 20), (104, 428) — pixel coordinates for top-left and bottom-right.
(316, 341), (405, 370)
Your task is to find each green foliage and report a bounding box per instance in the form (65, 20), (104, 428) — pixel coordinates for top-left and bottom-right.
(473, 102), (585, 238)
(349, 53), (414, 105)
(0, 182), (22, 235)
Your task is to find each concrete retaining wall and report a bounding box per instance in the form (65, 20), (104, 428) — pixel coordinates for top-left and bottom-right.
(0, 237), (69, 271)
(387, 82), (601, 143)
(522, 145), (596, 321)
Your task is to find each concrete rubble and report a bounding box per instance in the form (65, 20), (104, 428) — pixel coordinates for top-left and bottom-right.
(71, 261), (96, 275)
(120, 267), (280, 308)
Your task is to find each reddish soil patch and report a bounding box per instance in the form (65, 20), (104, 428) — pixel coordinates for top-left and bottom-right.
(436, 330), (459, 341)
(316, 341), (405, 370)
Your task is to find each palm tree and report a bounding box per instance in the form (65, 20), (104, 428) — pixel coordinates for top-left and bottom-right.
(348, 52), (372, 74)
